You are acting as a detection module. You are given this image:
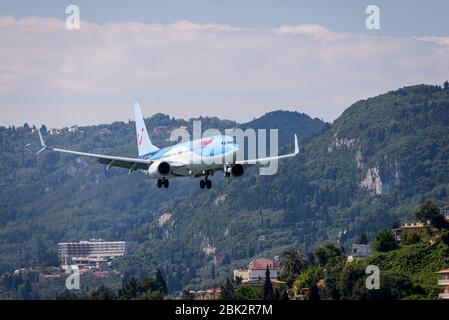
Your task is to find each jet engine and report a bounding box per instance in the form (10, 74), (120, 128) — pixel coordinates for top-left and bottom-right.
(147, 161), (171, 177)
(224, 163), (244, 177)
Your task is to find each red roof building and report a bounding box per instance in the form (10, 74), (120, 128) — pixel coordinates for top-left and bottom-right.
(234, 258), (282, 283)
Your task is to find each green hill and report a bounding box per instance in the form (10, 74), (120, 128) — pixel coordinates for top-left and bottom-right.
(367, 241), (449, 298)
(119, 84), (449, 291)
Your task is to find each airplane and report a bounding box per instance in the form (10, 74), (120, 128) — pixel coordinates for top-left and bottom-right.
(37, 103), (298, 189)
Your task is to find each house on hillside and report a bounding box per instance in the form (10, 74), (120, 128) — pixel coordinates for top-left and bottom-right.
(347, 244), (371, 262)
(392, 222), (432, 241)
(68, 125), (79, 134)
(392, 206), (449, 241)
(48, 128), (61, 135)
(233, 258), (282, 286)
(191, 288), (221, 300)
(437, 268), (449, 300)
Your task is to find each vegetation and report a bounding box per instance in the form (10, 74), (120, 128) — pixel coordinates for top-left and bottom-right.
(414, 200), (449, 230)
(55, 269), (167, 300)
(263, 266), (274, 300)
(371, 229), (398, 253)
(281, 247), (308, 280)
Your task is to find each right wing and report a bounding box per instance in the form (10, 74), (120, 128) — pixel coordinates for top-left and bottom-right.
(234, 134), (299, 165)
(37, 129), (152, 173)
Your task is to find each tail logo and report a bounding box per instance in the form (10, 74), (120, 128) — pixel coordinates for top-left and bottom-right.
(138, 128), (144, 146)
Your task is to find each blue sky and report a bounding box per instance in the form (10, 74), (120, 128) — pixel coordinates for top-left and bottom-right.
(1, 1), (449, 127)
(1, 0), (448, 37)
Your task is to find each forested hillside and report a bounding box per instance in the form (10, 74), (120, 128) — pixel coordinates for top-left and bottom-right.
(119, 84), (449, 291)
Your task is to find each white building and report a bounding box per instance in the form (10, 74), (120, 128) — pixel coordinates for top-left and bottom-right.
(58, 239), (129, 267)
(48, 128), (61, 135)
(437, 268), (449, 300)
(347, 244), (371, 262)
(234, 258), (281, 283)
(68, 125), (79, 134)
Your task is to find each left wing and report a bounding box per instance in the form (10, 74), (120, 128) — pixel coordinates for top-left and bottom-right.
(36, 129), (152, 173)
(234, 134), (299, 165)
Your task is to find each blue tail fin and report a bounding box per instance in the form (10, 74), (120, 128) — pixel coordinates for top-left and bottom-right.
(133, 103), (159, 157)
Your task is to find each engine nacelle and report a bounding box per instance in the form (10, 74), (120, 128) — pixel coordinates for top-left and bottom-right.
(147, 161), (171, 177)
(230, 164), (244, 177)
(224, 163), (245, 177)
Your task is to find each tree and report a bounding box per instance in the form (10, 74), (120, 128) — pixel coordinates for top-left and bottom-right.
(444, 80), (449, 90)
(119, 277), (139, 299)
(371, 229), (398, 252)
(281, 247), (308, 278)
(274, 288), (280, 300)
(263, 265), (274, 300)
(155, 269), (167, 295)
(220, 277), (234, 300)
(441, 230), (449, 246)
(138, 276), (164, 300)
(305, 280), (321, 301)
(357, 233), (368, 245)
(292, 267), (324, 293)
(401, 232), (421, 246)
(234, 285), (262, 300)
(313, 243), (345, 267)
(90, 285), (117, 300)
(18, 279), (32, 300)
(414, 200), (449, 230)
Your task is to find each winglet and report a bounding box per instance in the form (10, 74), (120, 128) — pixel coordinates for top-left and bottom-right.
(294, 134), (299, 155)
(36, 129), (49, 154)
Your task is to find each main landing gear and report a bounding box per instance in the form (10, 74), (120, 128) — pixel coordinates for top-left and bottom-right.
(199, 176), (212, 189)
(157, 177), (169, 188)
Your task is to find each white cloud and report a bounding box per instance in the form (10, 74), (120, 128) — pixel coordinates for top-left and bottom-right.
(273, 24), (348, 40)
(0, 16), (449, 127)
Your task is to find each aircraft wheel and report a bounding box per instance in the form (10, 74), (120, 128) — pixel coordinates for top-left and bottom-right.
(157, 179), (163, 188)
(206, 179), (212, 189)
(200, 180), (206, 189)
(163, 179), (169, 188)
